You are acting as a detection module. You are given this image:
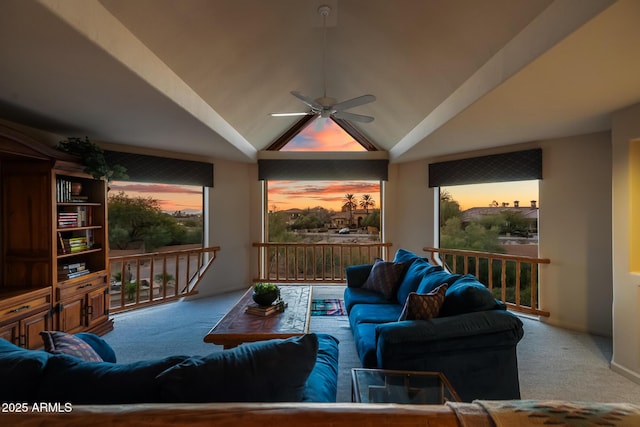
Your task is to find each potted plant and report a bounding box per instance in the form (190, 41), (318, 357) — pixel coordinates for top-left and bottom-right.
(57, 136), (127, 182)
(252, 282), (280, 306)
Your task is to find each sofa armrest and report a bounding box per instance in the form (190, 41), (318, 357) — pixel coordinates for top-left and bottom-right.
(376, 310), (523, 362)
(345, 264), (373, 288)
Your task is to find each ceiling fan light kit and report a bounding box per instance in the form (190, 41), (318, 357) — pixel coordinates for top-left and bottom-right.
(271, 4), (376, 123)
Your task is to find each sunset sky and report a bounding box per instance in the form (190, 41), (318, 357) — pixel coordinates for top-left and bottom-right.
(108, 118), (538, 214)
(108, 181), (203, 214)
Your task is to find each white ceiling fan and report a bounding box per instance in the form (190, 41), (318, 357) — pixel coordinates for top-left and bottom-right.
(271, 5), (376, 123)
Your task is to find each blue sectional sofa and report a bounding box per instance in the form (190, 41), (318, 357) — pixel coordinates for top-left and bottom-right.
(0, 332), (339, 404)
(344, 248), (524, 402)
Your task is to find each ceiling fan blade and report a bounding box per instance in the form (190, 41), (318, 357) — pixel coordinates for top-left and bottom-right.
(270, 112), (312, 117)
(333, 111), (374, 123)
(332, 94), (376, 111)
(291, 91), (322, 110)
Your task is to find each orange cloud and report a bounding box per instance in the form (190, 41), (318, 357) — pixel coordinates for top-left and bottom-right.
(282, 119), (365, 151)
(268, 180), (380, 211)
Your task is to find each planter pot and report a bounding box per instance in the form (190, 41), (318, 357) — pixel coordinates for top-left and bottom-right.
(252, 291), (279, 307)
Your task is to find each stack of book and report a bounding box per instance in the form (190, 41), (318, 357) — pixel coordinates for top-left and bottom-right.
(58, 262), (90, 280)
(58, 212), (79, 228)
(245, 300), (287, 316)
(58, 235), (89, 254)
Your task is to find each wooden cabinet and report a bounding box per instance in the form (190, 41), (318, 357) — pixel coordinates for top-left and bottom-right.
(0, 288), (52, 349)
(56, 272), (110, 334)
(0, 124), (113, 348)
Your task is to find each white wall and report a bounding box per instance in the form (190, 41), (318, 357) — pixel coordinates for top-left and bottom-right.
(386, 160), (437, 257)
(611, 102), (640, 383)
(537, 132), (612, 336)
(195, 159), (255, 297)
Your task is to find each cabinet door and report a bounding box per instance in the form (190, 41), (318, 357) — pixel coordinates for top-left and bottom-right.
(22, 309), (51, 350)
(0, 321), (20, 345)
(58, 297), (85, 334)
(86, 287), (109, 328)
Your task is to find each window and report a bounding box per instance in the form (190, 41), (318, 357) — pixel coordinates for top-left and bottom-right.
(266, 179), (381, 243)
(439, 180), (539, 256)
(107, 180), (204, 254)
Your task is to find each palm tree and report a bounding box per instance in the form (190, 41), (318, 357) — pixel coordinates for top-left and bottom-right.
(343, 193), (357, 227)
(359, 194), (375, 214)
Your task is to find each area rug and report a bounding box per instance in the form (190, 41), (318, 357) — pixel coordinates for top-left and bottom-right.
(311, 299), (346, 316)
(474, 400), (640, 427)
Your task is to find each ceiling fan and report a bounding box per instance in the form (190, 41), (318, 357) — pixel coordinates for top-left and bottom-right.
(271, 5), (376, 123)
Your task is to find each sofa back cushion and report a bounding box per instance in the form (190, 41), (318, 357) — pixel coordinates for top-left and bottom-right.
(396, 257), (446, 305)
(37, 354), (189, 404)
(156, 334), (319, 403)
(0, 338), (51, 403)
(439, 274), (504, 317)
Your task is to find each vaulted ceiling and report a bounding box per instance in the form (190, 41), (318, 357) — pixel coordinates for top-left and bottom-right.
(1, 0), (639, 163)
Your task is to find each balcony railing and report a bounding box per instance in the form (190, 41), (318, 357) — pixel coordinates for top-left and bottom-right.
(423, 247), (550, 316)
(253, 242), (392, 283)
(108, 246), (220, 313)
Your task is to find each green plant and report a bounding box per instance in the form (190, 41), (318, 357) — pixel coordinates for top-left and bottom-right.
(57, 136), (127, 182)
(253, 282), (279, 295)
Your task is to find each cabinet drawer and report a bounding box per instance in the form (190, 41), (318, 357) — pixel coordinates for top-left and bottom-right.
(0, 289), (51, 322)
(57, 274), (107, 300)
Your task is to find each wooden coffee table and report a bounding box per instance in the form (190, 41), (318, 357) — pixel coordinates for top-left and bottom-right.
(203, 285), (312, 349)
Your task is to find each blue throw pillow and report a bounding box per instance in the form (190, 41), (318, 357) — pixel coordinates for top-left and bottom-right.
(396, 257), (444, 305)
(439, 274), (502, 317)
(392, 248), (424, 264)
(37, 354), (189, 404)
(75, 332), (117, 363)
(415, 268), (460, 294)
(156, 334), (319, 402)
(0, 338), (51, 403)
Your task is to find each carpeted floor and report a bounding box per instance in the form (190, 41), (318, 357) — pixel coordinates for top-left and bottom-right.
(103, 286), (640, 404)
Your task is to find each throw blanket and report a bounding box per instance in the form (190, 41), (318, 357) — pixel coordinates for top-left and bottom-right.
(461, 400), (640, 427)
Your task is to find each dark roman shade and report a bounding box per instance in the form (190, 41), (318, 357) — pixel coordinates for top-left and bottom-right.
(428, 149), (542, 187)
(104, 151), (214, 187)
(258, 159), (388, 181)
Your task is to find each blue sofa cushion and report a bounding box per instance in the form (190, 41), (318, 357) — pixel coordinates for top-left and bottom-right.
(361, 258), (406, 300)
(398, 284), (448, 321)
(351, 322), (379, 367)
(396, 257), (445, 305)
(348, 303), (405, 327)
(40, 331), (103, 362)
(440, 274), (504, 317)
(156, 334), (319, 402)
(37, 354), (189, 404)
(416, 268), (461, 294)
(344, 287), (391, 313)
(302, 333), (339, 402)
(0, 338), (51, 403)
(75, 332), (117, 363)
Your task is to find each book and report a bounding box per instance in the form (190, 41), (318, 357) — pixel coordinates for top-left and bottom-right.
(245, 300), (287, 316)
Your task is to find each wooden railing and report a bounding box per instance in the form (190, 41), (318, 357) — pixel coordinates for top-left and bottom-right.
(108, 246), (220, 313)
(253, 242), (392, 283)
(423, 247), (550, 316)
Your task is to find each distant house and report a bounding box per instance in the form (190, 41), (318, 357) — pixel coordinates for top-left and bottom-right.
(461, 200), (538, 235)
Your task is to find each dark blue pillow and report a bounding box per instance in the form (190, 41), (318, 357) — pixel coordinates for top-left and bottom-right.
(396, 258), (444, 305)
(37, 354), (188, 404)
(75, 332), (117, 363)
(415, 268), (460, 294)
(392, 248), (424, 264)
(0, 338), (50, 403)
(156, 334), (319, 403)
(439, 274), (502, 317)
